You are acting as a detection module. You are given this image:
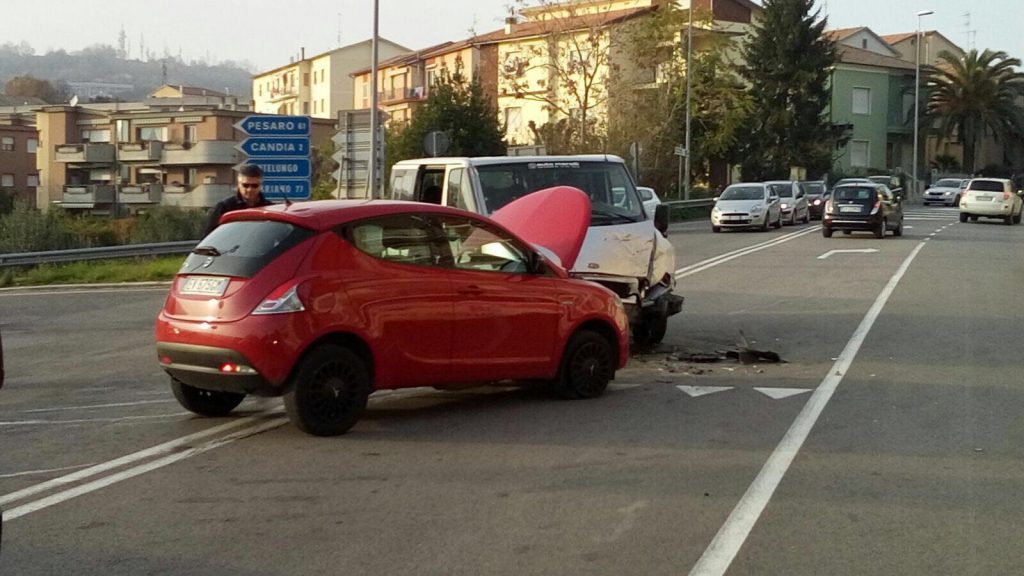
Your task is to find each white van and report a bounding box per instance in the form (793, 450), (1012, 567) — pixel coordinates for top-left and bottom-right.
(388, 155), (683, 345)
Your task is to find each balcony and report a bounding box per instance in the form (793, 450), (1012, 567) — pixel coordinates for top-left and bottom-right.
(378, 86), (426, 104)
(162, 141), (241, 166)
(61, 184), (116, 207)
(54, 143), (115, 164)
(118, 141), (163, 162)
(268, 86), (300, 103)
(119, 183), (163, 204)
(163, 183), (234, 208)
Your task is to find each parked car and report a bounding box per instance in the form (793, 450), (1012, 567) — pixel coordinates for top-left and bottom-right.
(765, 180), (809, 225)
(799, 180), (828, 219)
(823, 183), (904, 238)
(924, 178), (969, 206)
(959, 178), (1024, 225)
(156, 190), (630, 436)
(388, 155), (681, 346)
(711, 183), (782, 232)
(637, 186), (662, 220)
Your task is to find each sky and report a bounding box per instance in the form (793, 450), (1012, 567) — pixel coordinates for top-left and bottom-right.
(3, 0), (1021, 71)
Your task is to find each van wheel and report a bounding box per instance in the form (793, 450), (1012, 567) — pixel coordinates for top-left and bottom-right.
(1004, 215), (1014, 226)
(170, 378), (245, 417)
(284, 344), (371, 436)
(633, 314), (668, 347)
(1014, 211), (1022, 224)
(959, 212), (968, 223)
(553, 330), (614, 399)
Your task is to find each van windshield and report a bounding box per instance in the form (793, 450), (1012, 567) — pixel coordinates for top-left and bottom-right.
(475, 161), (644, 224)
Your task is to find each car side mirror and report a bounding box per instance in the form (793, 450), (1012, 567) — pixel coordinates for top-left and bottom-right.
(712, 196), (719, 202)
(654, 204), (670, 236)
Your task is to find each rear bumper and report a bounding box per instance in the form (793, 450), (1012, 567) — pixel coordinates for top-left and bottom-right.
(960, 202), (1013, 216)
(157, 342), (282, 396)
(823, 214), (882, 231)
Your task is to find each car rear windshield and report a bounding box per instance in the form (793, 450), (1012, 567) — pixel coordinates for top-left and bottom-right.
(833, 187), (877, 202)
(181, 220), (315, 278)
(968, 180), (1005, 192)
(720, 186), (764, 200)
(801, 182), (825, 195)
(768, 183), (793, 197)
(475, 161), (644, 224)
(934, 178), (962, 188)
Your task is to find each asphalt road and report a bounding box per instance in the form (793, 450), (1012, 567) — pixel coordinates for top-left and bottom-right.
(1, 204), (1022, 575)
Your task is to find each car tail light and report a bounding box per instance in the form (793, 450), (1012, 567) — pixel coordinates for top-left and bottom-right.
(253, 281), (305, 315)
(825, 200), (834, 214)
(1003, 192), (1011, 201)
(870, 200), (881, 215)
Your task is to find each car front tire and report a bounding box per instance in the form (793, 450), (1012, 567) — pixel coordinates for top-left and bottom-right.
(284, 344), (371, 436)
(959, 212), (968, 223)
(553, 330), (615, 399)
(170, 378), (245, 417)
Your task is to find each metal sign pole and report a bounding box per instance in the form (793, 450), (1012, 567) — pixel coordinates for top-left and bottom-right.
(368, 0), (380, 198)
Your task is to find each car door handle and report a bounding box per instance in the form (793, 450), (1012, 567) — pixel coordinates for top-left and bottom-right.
(457, 285), (484, 296)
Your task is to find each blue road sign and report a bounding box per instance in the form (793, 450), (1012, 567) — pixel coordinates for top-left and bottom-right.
(261, 179), (311, 200)
(235, 115), (310, 136)
(246, 158), (311, 179)
(237, 136), (310, 157)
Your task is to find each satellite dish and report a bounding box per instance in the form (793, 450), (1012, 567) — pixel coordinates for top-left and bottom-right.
(69, 94), (79, 107)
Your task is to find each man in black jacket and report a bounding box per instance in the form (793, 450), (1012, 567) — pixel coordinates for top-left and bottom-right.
(203, 164), (273, 236)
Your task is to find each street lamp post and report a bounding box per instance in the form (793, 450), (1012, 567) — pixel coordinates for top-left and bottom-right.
(683, 3), (693, 200)
(368, 0), (381, 198)
(912, 10), (933, 198)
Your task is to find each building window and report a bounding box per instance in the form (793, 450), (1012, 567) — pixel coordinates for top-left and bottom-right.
(1, 174), (13, 187)
(27, 138), (38, 154)
(303, 102), (309, 115)
(184, 125), (197, 143)
(504, 107), (524, 142)
(137, 126), (167, 142)
(851, 140), (870, 167)
(1, 137), (13, 151)
(861, 38), (868, 49)
(82, 129), (111, 143)
(258, 85), (263, 96)
(304, 72), (310, 86)
(27, 173), (39, 188)
(852, 87), (871, 115)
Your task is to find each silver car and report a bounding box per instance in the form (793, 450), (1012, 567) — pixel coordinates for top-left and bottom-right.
(637, 186), (662, 220)
(765, 180), (809, 225)
(924, 178), (968, 207)
(711, 183), (782, 232)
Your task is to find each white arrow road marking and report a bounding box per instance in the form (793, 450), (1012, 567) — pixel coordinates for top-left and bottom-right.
(817, 248), (879, 260)
(677, 385), (734, 398)
(754, 388), (814, 400)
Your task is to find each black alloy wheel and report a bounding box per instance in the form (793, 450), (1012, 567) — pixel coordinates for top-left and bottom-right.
(284, 344), (371, 436)
(170, 378), (245, 417)
(553, 330), (615, 399)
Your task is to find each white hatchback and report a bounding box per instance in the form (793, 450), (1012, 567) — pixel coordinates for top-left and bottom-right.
(959, 178), (1023, 225)
(711, 183), (782, 232)
(637, 186), (662, 220)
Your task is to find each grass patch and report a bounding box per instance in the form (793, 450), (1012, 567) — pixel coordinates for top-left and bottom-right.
(2, 256), (184, 287)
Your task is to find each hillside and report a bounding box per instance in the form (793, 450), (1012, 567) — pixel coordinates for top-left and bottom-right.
(0, 43), (252, 101)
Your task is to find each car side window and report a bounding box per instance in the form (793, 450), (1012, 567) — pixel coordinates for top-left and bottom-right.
(348, 215), (440, 267)
(435, 215), (531, 274)
(445, 168), (476, 212)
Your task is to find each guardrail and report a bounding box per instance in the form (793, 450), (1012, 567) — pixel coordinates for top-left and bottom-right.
(0, 241), (198, 268)
(662, 198), (715, 208)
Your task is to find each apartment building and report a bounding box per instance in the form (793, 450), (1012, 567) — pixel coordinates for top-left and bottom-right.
(252, 39), (411, 120)
(36, 104), (333, 212)
(0, 113), (40, 208)
(350, 41), (479, 125)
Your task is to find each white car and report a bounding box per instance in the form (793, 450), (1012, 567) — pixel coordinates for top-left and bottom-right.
(924, 178), (968, 206)
(711, 183), (782, 232)
(637, 186), (662, 220)
(959, 178), (1023, 225)
(765, 180), (810, 225)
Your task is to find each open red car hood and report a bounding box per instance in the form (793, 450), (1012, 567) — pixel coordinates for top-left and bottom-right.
(491, 186), (591, 270)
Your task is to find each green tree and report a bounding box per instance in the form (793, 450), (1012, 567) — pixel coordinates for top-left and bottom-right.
(4, 74), (68, 103)
(387, 66), (505, 165)
(737, 0), (839, 180)
(310, 138), (339, 200)
(924, 49), (1024, 174)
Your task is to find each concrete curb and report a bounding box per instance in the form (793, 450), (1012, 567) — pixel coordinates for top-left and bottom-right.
(0, 281), (172, 293)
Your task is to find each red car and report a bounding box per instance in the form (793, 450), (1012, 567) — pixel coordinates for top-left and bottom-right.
(156, 187), (629, 436)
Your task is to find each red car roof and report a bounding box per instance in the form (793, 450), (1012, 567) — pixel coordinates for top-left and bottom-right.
(220, 199), (469, 230)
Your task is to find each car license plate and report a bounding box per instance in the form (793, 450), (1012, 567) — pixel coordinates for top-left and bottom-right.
(839, 205), (862, 213)
(180, 276), (229, 296)
(975, 195), (992, 201)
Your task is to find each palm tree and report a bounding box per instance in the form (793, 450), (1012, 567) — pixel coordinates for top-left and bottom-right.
(924, 49), (1024, 173)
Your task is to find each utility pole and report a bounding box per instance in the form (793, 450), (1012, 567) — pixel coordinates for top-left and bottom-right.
(368, 0), (381, 198)
(683, 3), (693, 200)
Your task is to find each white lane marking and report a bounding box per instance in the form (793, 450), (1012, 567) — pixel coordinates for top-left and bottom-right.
(753, 388), (813, 400)
(0, 413), (190, 426)
(0, 413), (277, 507)
(0, 287), (169, 297)
(817, 248), (878, 260)
(676, 227), (821, 279)
(4, 417), (289, 521)
(689, 241), (927, 576)
(677, 385), (733, 398)
(23, 399), (177, 413)
(0, 463), (99, 480)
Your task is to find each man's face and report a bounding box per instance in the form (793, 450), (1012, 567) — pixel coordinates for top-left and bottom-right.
(237, 174), (262, 205)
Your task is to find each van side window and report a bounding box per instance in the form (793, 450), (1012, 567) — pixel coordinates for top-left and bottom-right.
(446, 168), (475, 211)
(389, 168), (417, 201)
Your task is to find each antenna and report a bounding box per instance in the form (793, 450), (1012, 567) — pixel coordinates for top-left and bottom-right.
(337, 13), (342, 47)
(963, 12), (977, 51)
